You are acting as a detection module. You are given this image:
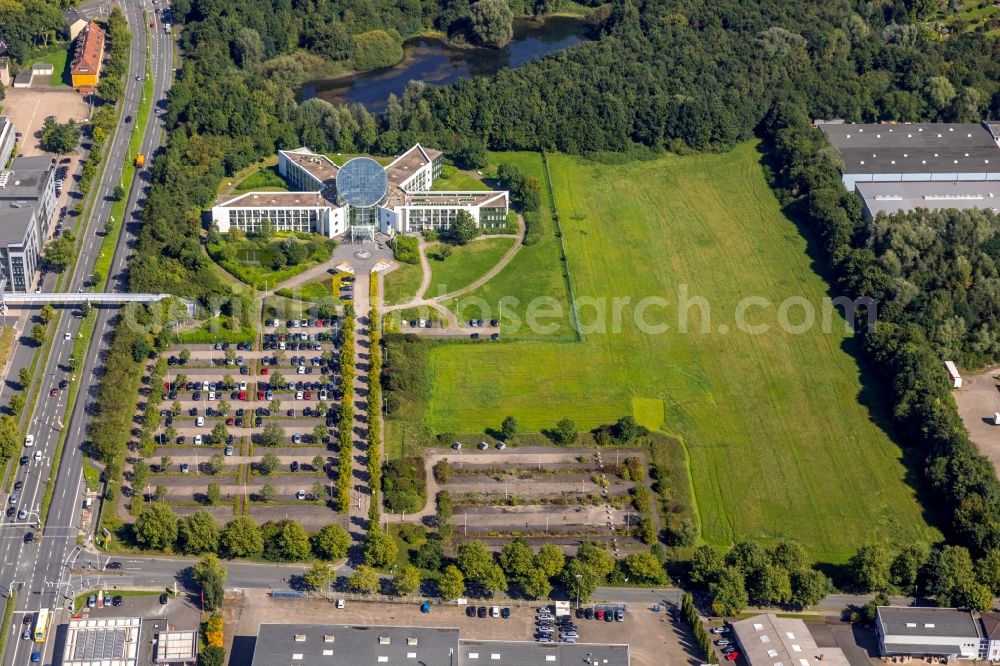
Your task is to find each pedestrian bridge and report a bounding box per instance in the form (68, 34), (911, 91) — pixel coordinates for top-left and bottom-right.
(0, 292), (194, 315)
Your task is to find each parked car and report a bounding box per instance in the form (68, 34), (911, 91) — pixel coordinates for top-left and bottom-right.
(477, 607), (488, 618)
(615, 610), (625, 621)
(180, 463), (189, 473)
(501, 607), (510, 619)
(466, 606), (476, 617)
(725, 652), (740, 662)
(87, 594), (97, 608)
(595, 610), (605, 620)
(160, 593), (169, 604)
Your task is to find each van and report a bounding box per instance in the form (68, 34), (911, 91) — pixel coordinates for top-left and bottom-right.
(24, 435), (33, 448)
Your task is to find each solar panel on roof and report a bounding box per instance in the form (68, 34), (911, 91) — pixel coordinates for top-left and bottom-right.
(336, 157), (388, 208)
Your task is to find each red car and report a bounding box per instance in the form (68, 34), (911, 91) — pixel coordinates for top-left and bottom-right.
(316, 319), (324, 326)
(163, 382), (170, 391)
(725, 652), (740, 662)
(239, 391), (246, 401)
(303, 391), (311, 400)
(150, 21), (155, 28)
(257, 391), (265, 400)
(226, 418), (234, 426)
(595, 610), (604, 620)
(49, 388), (60, 397)
(261, 368), (269, 375)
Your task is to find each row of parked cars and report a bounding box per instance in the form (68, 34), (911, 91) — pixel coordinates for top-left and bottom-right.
(712, 625), (740, 661)
(536, 608), (579, 643)
(575, 606), (625, 621)
(465, 605), (511, 618)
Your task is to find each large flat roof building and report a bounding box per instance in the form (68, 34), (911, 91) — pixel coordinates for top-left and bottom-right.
(0, 155), (55, 291)
(855, 180), (1000, 218)
(62, 616), (143, 666)
(0, 117), (15, 168)
(249, 623), (630, 666)
(211, 144), (509, 242)
(730, 614), (850, 666)
(875, 606), (984, 659)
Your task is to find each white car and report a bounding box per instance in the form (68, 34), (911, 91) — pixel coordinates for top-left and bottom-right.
(295, 391), (303, 400)
(208, 391), (216, 401)
(194, 435), (203, 445)
(336, 599), (345, 609)
(297, 366), (305, 375)
(202, 381), (210, 390)
(292, 433), (302, 444)
(318, 390), (327, 400)
(33, 450), (41, 462)
(491, 606), (500, 617)
(196, 416), (204, 427)
(24, 435), (33, 448)
(296, 490), (306, 500)
(238, 381), (247, 391)
(279, 341), (286, 350)
(64, 332), (71, 341)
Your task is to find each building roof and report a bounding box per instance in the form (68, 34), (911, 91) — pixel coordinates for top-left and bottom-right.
(856, 180), (1000, 217)
(876, 607), (982, 639)
(13, 70), (32, 85)
(0, 207), (36, 245)
(154, 630), (197, 663)
(819, 122), (1000, 175)
(389, 190), (508, 209)
(458, 639), (629, 666)
(279, 148), (339, 186)
(386, 143), (440, 191)
(731, 614), (850, 666)
(250, 624), (461, 666)
(0, 156), (53, 200)
(337, 156), (388, 208)
(215, 191), (335, 209)
(72, 21), (105, 76)
(63, 616), (142, 666)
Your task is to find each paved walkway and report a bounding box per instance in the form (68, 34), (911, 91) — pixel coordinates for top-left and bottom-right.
(383, 217), (525, 336)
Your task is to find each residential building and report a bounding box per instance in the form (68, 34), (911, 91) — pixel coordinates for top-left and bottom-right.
(730, 614), (850, 666)
(0, 156), (56, 291)
(0, 117), (15, 168)
(875, 606), (984, 659)
(249, 623), (630, 666)
(66, 8), (90, 41)
(212, 144), (509, 241)
(71, 21), (105, 91)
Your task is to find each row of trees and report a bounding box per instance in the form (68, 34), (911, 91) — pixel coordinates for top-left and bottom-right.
(689, 541), (832, 614)
(133, 504), (351, 561)
(367, 274), (383, 525)
(337, 305), (355, 511)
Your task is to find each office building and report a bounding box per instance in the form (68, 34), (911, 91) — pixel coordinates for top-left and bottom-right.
(875, 606), (984, 660)
(0, 156), (56, 291)
(0, 117), (15, 168)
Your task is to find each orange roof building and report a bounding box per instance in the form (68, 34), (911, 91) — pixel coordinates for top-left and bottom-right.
(71, 21), (105, 90)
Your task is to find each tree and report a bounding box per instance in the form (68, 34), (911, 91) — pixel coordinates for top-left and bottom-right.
(454, 138), (488, 170)
(269, 398), (282, 414)
(8, 393), (23, 417)
(469, 0), (514, 48)
(269, 371), (285, 389)
(312, 524), (350, 560)
(623, 551), (668, 585)
(134, 504), (179, 551)
(221, 516), (264, 558)
(43, 234), (75, 271)
(313, 424), (329, 443)
(17, 367), (30, 389)
(154, 485), (168, 501)
(179, 349), (191, 364)
(414, 539), (444, 570)
(30, 324), (47, 346)
(551, 418), (577, 445)
(211, 422), (229, 446)
(364, 527), (399, 568)
(258, 454), (280, 475)
(192, 554), (227, 611)
(924, 545), (980, 608)
(499, 415), (518, 442)
(304, 562), (336, 591)
(349, 564), (380, 594)
(444, 211), (479, 245)
(709, 566), (749, 616)
(612, 415), (640, 442)
(481, 563), (508, 597)
(206, 483), (222, 506)
(534, 544), (565, 579)
(457, 540), (494, 581)
(263, 520), (312, 561)
(260, 422), (284, 447)
(39, 304), (54, 324)
(0, 415), (20, 459)
(394, 564), (422, 596)
(207, 453), (225, 475)
(790, 568), (832, 610)
(562, 558), (600, 603)
(690, 544), (725, 586)
(576, 541), (614, 580)
(160, 456), (172, 471)
(170, 399), (182, 416)
(132, 461), (149, 494)
(312, 454), (326, 471)
(521, 566), (553, 599)
(40, 119), (81, 153)
(259, 484), (276, 502)
(112, 184), (125, 201)
(499, 540), (534, 581)
(217, 399), (231, 417)
(848, 542), (892, 593)
(892, 543), (929, 590)
(438, 564), (466, 600)
(352, 30), (404, 71)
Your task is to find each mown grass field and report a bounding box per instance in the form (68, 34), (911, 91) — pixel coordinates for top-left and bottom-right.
(419, 143), (938, 562)
(426, 237), (514, 297)
(385, 260), (424, 305)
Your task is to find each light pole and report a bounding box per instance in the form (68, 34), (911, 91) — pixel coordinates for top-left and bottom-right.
(575, 574), (581, 609)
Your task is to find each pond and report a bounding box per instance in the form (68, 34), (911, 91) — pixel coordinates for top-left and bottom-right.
(298, 16), (595, 113)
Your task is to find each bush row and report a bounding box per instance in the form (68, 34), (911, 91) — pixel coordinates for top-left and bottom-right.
(337, 304), (356, 511)
(367, 273), (382, 524)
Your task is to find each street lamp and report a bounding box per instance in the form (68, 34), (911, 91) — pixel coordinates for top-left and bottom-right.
(575, 574), (581, 609)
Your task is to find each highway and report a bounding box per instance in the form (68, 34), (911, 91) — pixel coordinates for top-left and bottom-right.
(1, 0), (175, 662)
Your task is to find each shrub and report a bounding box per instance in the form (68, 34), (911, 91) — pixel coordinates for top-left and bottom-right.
(392, 235), (420, 264)
(353, 30), (403, 70)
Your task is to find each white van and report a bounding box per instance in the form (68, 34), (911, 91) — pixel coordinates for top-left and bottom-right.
(24, 435), (34, 448)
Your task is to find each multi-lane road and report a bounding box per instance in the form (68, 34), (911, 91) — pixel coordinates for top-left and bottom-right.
(1, 0), (175, 662)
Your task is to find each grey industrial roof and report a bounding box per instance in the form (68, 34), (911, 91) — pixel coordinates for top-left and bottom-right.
(0, 156), (54, 200)
(250, 624), (461, 666)
(819, 123), (1000, 174)
(459, 639), (629, 666)
(881, 644), (973, 655)
(0, 206), (35, 244)
(856, 180), (1000, 217)
(154, 630), (197, 663)
(876, 607), (982, 639)
(63, 616), (142, 666)
(731, 614), (850, 666)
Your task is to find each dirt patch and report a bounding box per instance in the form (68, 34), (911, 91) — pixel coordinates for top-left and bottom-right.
(953, 367), (1000, 478)
(2, 87), (89, 156)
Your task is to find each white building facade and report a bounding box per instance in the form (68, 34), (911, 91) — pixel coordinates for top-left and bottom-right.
(211, 144), (509, 240)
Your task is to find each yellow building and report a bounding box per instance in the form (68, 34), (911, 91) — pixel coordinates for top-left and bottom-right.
(71, 21), (105, 91)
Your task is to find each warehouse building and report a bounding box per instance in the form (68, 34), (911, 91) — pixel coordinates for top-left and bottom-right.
(730, 614), (849, 666)
(0, 156), (56, 292)
(249, 623), (630, 666)
(62, 616), (143, 666)
(211, 144), (509, 241)
(876, 607), (984, 660)
(855, 180), (1000, 219)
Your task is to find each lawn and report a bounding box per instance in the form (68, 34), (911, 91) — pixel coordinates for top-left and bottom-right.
(412, 142), (938, 563)
(206, 235), (335, 290)
(25, 43), (71, 86)
(426, 237), (514, 298)
(441, 152), (575, 339)
(431, 165), (492, 191)
(233, 165), (289, 193)
(385, 260), (424, 306)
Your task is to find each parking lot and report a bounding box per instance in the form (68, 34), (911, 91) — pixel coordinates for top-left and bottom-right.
(139, 319), (348, 528)
(2, 88), (90, 157)
(223, 590), (694, 666)
(422, 448), (654, 555)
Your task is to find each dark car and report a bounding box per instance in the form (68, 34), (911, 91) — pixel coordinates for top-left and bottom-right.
(466, 606), (476, 617)
(290, 461), (299, 472)
(501, 607), (511, 619)
(576, 608), (585, 619)
(23, 532), (32, 543)
(159, 593), (169, 605)
(605, 610), (614, 622)
(112, 595), (122, 607)
(19, 456), (28, 466)
(477, 606), (488, 618)
(106, 561), (122, 570)
(5, 507), (14, 518)
(125, 115), (133, 123)
(584, 608), (594, 619)
(59, 379), (68, 389)
(13, 480), (22, 491)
